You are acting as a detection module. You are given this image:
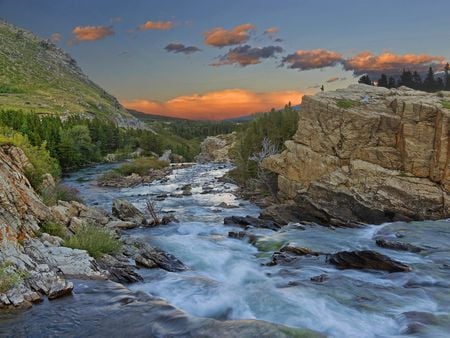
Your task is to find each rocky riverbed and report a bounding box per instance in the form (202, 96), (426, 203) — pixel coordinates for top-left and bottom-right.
(1, 161), (449, 337)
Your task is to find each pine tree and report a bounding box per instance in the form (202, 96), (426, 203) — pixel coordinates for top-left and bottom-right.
(387, 76), (396, 88)
(423, 67), (436, 91)
(358, 75), (372, 85)
(445, 62), (450, 90)
(377, 74), (388, 88)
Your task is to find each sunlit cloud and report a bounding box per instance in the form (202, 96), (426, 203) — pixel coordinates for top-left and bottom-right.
(204, 23), (255, 47)
(49, 32), (61, 43)
(326, 76), (339, 83)
(138, 20), (173, 31)
(164, 43), (201, 54)
(282, 49), (343, 70)
(264, 27), (278, 36)
(211, 45), (283, 67)
(122, 88), (306, 120)
(70, 25), (114, 44)
(343, 51), (446, 76)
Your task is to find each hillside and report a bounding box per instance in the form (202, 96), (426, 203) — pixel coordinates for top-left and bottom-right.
(0, 20), (141, 128)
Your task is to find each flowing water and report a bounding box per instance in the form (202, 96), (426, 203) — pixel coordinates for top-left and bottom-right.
(1, 163), (449, 337)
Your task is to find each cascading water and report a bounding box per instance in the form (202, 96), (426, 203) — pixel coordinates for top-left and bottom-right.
(1, 162), (449, 337)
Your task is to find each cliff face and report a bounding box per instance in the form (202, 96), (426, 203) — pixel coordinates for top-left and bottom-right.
(263, 84), (449, 226)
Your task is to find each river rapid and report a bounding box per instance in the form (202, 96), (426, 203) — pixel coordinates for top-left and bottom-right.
(1, 162), (449, 337)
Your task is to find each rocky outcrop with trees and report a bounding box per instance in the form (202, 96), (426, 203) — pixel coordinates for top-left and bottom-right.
(263, 84), (449, 226)
(196, 132), (237, 163)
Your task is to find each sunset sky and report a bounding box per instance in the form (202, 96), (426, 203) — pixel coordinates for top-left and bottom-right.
(1, 0), (449, 119)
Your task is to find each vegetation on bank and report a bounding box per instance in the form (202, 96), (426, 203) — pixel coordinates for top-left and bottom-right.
(442, 100), (450, 109)
(0, 262), (28, 293)
(64, 224), (122, 259)
(229, 104), (299, 186)
(336, 99), (360, 109)
(40, 221), (67, 238)
(115, 157), (169, 176)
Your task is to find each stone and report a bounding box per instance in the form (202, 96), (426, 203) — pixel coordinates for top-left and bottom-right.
(223, 216), (282, 231)
(262, 84), (450, 226)
(375, 239), (423, 253)
(97, 255), (142, 284)
(280, 245), (319, 256)
(310, 274), (329, 283)
(327, 250), (412, 272)
(47, 279), (73, 299)
(106, 220), (138, 230)
(112, 199), (145, 224)
(196, 132), (237, 163)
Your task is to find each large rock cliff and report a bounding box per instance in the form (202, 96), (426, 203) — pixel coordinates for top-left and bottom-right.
(263, 84), (449, 226)
(196, 132), (237, 163)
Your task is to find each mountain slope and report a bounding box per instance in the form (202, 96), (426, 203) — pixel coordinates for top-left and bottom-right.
(0, 20), (142, 128)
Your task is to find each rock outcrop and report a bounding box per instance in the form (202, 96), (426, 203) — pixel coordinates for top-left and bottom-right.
(263, 85), (450, 226)
(196, 132), (237, 163)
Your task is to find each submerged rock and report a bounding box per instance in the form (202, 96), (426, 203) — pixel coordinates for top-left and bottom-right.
(375, 238), (424, 253)
(112, 199), (145, 224)
(263, 84), (450, 226)
(327, 250), (412, 272)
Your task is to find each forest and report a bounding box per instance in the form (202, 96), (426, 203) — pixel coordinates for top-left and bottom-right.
(359, 63), (450, 92)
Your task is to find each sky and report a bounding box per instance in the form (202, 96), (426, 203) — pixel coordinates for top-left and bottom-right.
(0, 0), (449, 119)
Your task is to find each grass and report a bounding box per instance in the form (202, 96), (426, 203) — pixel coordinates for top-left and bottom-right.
(103, 157), (169, 179)
(442, 100), (450, 109)
(336, 99), (361, 109)
(0, 262), (28, 293)
(40, 183), (83, 206)
(64, 224), (122, 259)
(40, 222), (66, 238)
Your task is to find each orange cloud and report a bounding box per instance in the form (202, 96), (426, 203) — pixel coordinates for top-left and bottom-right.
(139, 21), (173, 31)
(49, 32), (61, 43)
(343, 51), (446, 75)
(264, 27), (278, 35)
(122, 88), (305, 120)
(71, 25), (114, 43)
(282, 49), (343, 70)
(326, 76), (340, 83)
(204, 23), (255, 47)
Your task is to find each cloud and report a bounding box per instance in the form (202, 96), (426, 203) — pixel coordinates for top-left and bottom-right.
(70, 25), (114, 43)
(121, 88), (306, 120)
(164, 43), (201, 54)
(282, 49), (343, 70)
(274, 38), (283, 43)
(264, 27), (278, 36)
(49, 33), (61, 43)
(326, 76), (341, 83)
(139, 21), (173, 31)
(204, 23), (255, 47)
(343, 51), (446, 76)
(211, 44), (283, 67)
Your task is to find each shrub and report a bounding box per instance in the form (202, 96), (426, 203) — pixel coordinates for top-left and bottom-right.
(0, 126), (61, 190)
(97, 170), (124, 184)
(64, 224), (121, 259)
(336, 99), (360, 109)
(442, 100), (450, 109)
(40, 183), (83, 206)
(114, 157), (169, 177)
(0, 263), (27, 293)
(40, 222), (66, 238)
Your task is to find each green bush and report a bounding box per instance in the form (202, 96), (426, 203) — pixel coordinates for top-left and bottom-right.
(336, 99), (360, 109)
(114, 157), (169, 176)
(40, 183), (83, 206)
(0, 126), (61, 190)
(40, 222), (66, 238)
(0, 263), (27, 293)
(64, 224), (122, 259)
(442, 100), (450, 109)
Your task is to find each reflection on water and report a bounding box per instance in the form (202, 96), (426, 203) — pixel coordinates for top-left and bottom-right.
(1, 163), (449, 337)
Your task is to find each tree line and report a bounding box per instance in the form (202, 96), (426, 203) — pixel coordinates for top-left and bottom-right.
(358, 63), (450, 92)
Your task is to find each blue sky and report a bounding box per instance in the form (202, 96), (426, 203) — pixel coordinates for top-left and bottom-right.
(1, 0), (449, 119)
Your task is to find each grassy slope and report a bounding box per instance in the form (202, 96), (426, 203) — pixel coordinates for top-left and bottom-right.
(0, 20), (139, 126)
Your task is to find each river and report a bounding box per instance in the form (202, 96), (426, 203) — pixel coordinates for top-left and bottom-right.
(1, 162), (449, 337)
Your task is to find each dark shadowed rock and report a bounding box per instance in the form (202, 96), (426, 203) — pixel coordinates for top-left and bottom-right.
(327, 250), (412, 272)
(97, 255), (143, 284)
(280, 245), (320, 256)
(224, 216), (282, 231)
(310, 274), (329, 283)
(375, 239), (423, 253)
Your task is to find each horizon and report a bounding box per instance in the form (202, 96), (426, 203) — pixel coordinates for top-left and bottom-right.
(1, 0), (449, 119)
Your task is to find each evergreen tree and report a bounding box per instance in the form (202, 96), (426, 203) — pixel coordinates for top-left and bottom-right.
(358, 75), (372, 85)
(377, 74), (388, 88)
(387, 76), (397, 88)
(444, 62), (450, 90)
(423, 67), (436, 91)
(412, 71), (422, 89)
(399, 69), (413, 88)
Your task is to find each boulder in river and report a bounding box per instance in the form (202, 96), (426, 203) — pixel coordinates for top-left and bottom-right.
(112, 199), (145, 224)
(223, 215), (282, 231)
(327, 250), (412, 272)
(375, 239), (423, 253)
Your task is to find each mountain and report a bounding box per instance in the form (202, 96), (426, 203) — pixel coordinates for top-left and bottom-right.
(0, 20), (142, 128)
(128, 109), (189, 123)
